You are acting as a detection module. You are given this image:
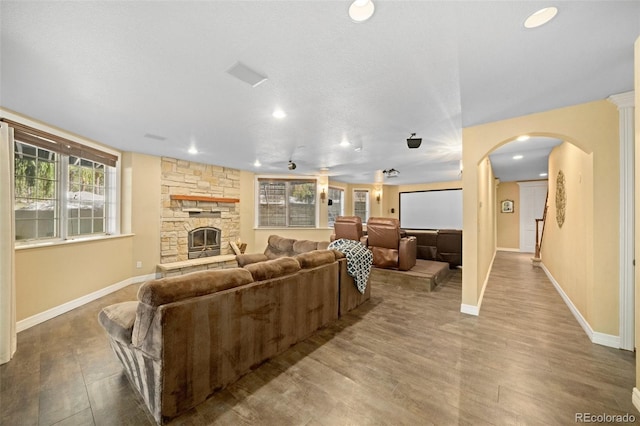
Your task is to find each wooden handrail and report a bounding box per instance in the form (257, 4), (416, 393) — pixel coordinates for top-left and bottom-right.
(534, 190), (549, 259)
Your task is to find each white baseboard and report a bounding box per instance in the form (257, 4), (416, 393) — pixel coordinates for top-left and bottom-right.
(460, 304), (480, 316)
(633, 388), (640, 413)
(540, 263), (620, 349)
(16, 272), (157, 332)
(496, 247), (520, 252)
(460, 250), (497, 317)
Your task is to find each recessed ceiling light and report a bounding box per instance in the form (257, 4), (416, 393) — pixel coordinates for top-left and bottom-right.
(540, 172), (548, 177)
(254, 160), (261, 167)
(517, 135), (530, 142)
(513, 155), (523, 160)
(188, 147), (198, 155)
(349, 0), (375, 23)
(340, 139), (350, 147)
(524, 7), (558, 29)
(354, 146), (362, 152)
(272, 109), (287, 119)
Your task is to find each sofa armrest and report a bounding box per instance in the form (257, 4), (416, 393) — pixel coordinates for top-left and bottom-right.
(98, 301), (138, 345)
(398, 236), (417, 271)
(235, 253), (268, 267)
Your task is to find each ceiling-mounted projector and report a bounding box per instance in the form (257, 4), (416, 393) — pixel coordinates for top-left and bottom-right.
(288, 160), (297, 170)
(383, 168), (399, 178)
(407, 132), (422, 149)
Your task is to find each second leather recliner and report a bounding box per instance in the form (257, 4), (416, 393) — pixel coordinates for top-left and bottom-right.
(363, 217), (417, 271)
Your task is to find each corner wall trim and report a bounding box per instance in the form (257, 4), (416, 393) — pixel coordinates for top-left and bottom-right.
(540, 263), (620, 349)
(633, 388), (640, 413)
(460, 249), (496, 317)
(16, 272), (158, 332)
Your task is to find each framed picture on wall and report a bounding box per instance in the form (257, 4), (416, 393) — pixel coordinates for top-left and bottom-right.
(501, 199), (514, 213)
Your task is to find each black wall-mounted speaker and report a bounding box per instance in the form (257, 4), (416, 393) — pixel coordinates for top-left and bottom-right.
(407, 138), (422, 149)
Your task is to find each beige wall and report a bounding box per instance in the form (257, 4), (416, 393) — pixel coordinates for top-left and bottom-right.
(15, 236), (134, 320)
(461, 150), (496, 307)
(477, 158), (497, 301)
(496, 181), (520, 249)
(543, 142), (593, 325)
(122, 152), (161, 276)
(462, 100), (619, 335)
(239, 170), (256, 253)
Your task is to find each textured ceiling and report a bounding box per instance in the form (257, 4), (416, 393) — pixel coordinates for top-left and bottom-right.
(1, 1), (638, 184)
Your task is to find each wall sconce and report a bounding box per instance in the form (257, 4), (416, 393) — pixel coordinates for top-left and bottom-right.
(320, 187), (327, 203)
(376, 191), (381, 204)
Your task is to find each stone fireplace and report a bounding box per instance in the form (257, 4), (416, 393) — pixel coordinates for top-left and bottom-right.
(160, 157), (240, 264)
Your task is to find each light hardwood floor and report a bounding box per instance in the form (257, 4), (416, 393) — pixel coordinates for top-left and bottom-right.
(1, 251), (637, 425)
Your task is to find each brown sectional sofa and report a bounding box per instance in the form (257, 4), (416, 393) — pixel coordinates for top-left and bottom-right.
(237, 235), (371, 316)
(98, 237), (371, 424)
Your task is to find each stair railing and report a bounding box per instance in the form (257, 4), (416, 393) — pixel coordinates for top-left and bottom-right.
(534, 191), (549, 259)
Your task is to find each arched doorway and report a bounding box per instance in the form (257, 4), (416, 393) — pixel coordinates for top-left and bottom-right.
(488, 136), (562, 253)
(461, 100), (627, 349)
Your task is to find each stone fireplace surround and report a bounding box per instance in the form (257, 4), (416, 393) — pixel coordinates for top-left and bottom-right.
(160, 157), (240, 264)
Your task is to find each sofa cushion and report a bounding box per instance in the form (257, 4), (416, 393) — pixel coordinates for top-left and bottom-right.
(294, 250), (337, 269)
(317, 241), (330, 250)
(98, 301), (138, 344)
(235, 253), (268, 267)
(138, 268), (254, 307)
(292, 239), (321, 254)
(264, 235), (296, 258)
(332, 249), (346, 259)
(244, 257), (301, 281)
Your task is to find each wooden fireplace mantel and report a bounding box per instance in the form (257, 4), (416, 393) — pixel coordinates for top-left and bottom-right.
(170, 195), (240, 203)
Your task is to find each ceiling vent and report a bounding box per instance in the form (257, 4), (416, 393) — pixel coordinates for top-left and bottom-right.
(227, 62), (268, 87)
(143, 133), (167, 141)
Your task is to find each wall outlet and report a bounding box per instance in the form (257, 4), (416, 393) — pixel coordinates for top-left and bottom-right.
(136, 261), (142, 269)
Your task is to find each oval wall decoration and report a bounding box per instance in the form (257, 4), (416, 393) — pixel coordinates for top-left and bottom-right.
(555, 170), (566, 228)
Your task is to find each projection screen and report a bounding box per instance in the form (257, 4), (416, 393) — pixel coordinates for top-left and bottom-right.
(399, 189), (463, 230)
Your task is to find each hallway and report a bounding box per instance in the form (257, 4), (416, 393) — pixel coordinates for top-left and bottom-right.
(473, 251), (637, 422)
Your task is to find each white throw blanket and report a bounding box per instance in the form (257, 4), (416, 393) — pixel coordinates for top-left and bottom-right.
(328, 239), (373, 294)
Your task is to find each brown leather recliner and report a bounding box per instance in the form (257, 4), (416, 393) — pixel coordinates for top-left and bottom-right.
(363, 217), (417, 271)
(330, 216), (364, 242)
(437, 229), (462, 268)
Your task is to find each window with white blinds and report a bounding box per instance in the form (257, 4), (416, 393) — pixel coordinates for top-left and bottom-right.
(353, 189), (370, 224)
(257, 178), (317, 227)
(327, 187), (344, 227)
